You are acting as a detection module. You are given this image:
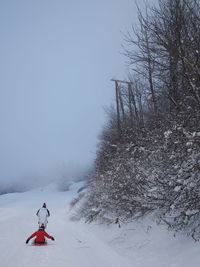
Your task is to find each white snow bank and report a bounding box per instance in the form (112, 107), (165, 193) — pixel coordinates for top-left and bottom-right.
(0, 182), (199, 267)
(82, 216), (200, 267)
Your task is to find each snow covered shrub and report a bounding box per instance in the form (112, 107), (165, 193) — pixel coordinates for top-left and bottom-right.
(153, 128), (200, 240)
(73, 0), (200, 240)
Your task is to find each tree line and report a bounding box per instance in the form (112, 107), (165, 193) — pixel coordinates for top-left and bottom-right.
(72, 0), (200, 240)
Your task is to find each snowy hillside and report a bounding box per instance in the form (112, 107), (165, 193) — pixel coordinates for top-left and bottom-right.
(0, 182), (199, 267)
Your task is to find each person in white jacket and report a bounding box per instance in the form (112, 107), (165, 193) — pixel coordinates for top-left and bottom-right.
(36, 203), (50, 228)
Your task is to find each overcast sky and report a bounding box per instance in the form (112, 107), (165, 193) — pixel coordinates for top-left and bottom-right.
(0, 0), (156, 190)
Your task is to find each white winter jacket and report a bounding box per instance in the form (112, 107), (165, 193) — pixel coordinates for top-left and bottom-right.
(36, 207), (50, 227)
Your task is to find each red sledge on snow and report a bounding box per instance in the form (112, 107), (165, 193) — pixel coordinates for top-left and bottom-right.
(32, 242), (48, 246)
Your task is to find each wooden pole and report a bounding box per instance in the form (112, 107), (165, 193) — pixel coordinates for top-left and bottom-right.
(128, 83), (133, 126)
(115, 81), (121, 133)
(111, 79), (135, 133)
(118, 85), (125, 122)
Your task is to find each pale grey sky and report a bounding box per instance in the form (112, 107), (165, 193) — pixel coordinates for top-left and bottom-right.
(0, 0), (155, 190)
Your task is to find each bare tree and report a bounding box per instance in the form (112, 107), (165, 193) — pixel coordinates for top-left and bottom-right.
(123, 4), (158, 116)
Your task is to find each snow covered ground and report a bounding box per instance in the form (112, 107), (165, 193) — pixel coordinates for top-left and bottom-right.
(0, 182), (199, 267)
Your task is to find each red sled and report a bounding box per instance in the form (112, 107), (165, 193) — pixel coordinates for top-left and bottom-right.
(32, 242), (47, 246)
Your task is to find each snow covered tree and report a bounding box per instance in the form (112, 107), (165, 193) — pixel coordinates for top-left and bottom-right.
(74, 0), (200, 240)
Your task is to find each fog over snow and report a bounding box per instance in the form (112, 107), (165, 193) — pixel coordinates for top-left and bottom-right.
(0, 0), (156, 191)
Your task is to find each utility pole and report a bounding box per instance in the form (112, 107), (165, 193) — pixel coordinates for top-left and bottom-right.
(128, 83), (133, 126)
(111, 79), (135, 133)
(114, 80), (121, 133)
